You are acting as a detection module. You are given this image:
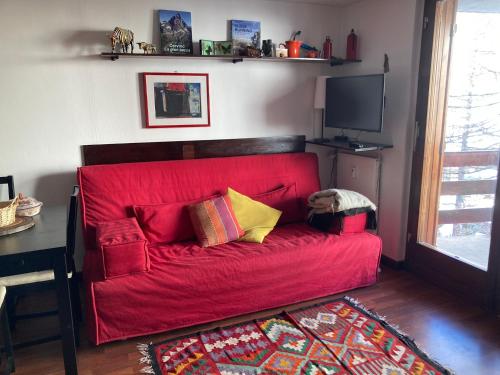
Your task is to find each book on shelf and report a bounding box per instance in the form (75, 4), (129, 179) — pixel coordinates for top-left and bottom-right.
(159, 10), (193, 55)
(231, 20), (261, 56)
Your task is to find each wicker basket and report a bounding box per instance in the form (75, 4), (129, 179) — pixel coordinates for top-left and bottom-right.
(0, 196), (19, 227)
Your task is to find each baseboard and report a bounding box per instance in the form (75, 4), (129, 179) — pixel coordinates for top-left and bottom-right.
(381, 255), (405, 270)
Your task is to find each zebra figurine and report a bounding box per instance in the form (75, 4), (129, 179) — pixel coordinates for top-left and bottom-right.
(110, 27), (134, 53)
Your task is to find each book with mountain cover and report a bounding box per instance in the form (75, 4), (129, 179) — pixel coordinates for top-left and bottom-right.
(159, 10), (193, 55)
(231, 20), (261, 56)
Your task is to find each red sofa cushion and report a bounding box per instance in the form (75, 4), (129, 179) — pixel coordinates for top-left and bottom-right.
(252, 183), (303, 224)
(133, 202), (191, 245)
(78, 153), (320, 249)
(133, 196), (217, 245)
(96, 218), (149, 279)
(85, 222), (382, 344)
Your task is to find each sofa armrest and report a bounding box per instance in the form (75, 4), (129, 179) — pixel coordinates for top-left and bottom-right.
(95, 217), (150, 279)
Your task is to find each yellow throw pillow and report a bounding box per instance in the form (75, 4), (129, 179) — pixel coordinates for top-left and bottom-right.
(227, 187), (282, 243)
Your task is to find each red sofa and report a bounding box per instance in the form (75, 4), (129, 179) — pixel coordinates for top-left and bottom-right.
(78, 152), (382, 345)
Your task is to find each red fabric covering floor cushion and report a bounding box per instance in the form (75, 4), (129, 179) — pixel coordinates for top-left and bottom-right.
(85, 223), (381, 345)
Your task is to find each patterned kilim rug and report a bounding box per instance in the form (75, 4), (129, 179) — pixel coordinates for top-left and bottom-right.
(138, 296), (452, 374)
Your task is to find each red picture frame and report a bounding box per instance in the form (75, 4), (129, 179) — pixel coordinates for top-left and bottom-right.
(143, 72), (211, 128)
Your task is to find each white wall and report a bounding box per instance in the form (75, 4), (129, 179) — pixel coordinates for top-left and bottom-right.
(322, 0), (423, 261)
(0, 0), (341, 205)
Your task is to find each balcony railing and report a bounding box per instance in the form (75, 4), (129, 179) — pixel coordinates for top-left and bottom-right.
(438, 151), (499, 225)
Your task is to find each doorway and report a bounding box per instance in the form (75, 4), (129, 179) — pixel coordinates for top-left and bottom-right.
(407, 0), (500, 307)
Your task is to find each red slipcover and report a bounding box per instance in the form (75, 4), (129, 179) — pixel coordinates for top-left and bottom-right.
(78, 153), (382, 345)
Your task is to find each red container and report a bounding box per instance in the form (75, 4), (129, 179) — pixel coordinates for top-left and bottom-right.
(322, 36), (332, 59)
(286, 40), (302, 58)
(346, 29), (358, 60)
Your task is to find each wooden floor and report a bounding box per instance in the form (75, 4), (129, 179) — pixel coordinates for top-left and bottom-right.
(4, 267), (500, 374)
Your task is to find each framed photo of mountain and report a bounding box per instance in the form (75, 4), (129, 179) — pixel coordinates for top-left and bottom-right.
(159, 10), (193, 55)
(143, 73), (210, 128)
(231, 20), (261, 56)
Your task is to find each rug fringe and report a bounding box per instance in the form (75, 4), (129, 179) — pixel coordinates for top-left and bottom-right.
(344, 296), (416, 339)
(343, 296), (456, 375)
(137, 343), (154, 374)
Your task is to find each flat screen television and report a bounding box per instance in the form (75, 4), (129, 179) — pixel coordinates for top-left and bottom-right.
(325, 74), (385, 133)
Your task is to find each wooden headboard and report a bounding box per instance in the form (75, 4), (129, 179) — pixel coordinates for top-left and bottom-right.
(82, 135), (306, 166)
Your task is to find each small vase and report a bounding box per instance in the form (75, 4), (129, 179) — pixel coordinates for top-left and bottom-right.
(286, 40), (302, 58)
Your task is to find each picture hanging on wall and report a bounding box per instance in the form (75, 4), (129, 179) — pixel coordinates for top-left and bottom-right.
(143, 73), (210, 128)
(159, 10), (193, 55)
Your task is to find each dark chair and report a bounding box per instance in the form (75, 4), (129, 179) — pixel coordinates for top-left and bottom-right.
(0, 186), (82, 348)
(0, 176), (15, 200)
(0, 286), (14, 374)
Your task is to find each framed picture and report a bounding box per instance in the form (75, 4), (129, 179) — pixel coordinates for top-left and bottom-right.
(200, 40), (214, 56)
(214, 41), (233, 56)
(143, 73), (210, 128)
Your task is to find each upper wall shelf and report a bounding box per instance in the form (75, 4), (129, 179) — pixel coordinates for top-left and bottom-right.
(99, 53), (361, 66)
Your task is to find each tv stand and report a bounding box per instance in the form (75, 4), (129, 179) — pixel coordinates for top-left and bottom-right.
(305, 139), (393, 152)
(305, 138), (393, 235)
(311, 137), (330, 143)
(333, 135), (349, 142)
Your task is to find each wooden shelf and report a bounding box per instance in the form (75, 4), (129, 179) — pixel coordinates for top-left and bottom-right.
(306, 139), (393, 152)
(99, 52), (361, 66)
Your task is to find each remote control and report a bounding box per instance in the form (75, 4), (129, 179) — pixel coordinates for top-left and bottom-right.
(349, 142), (365, 148)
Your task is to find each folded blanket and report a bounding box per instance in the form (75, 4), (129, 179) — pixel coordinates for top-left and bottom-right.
(308, 188), (376, 215)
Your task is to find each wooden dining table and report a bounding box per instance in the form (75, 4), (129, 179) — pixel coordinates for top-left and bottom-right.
(0, 206), (78, 374)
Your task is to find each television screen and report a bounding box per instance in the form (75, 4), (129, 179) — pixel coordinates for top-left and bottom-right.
(325, 74), (385, 132)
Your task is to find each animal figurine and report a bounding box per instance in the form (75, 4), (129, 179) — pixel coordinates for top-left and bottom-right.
(137, 42), (157, 54)
(110, 27), (134, 53)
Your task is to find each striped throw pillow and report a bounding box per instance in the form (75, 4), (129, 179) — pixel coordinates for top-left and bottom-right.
(188, 195), (244, 247)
